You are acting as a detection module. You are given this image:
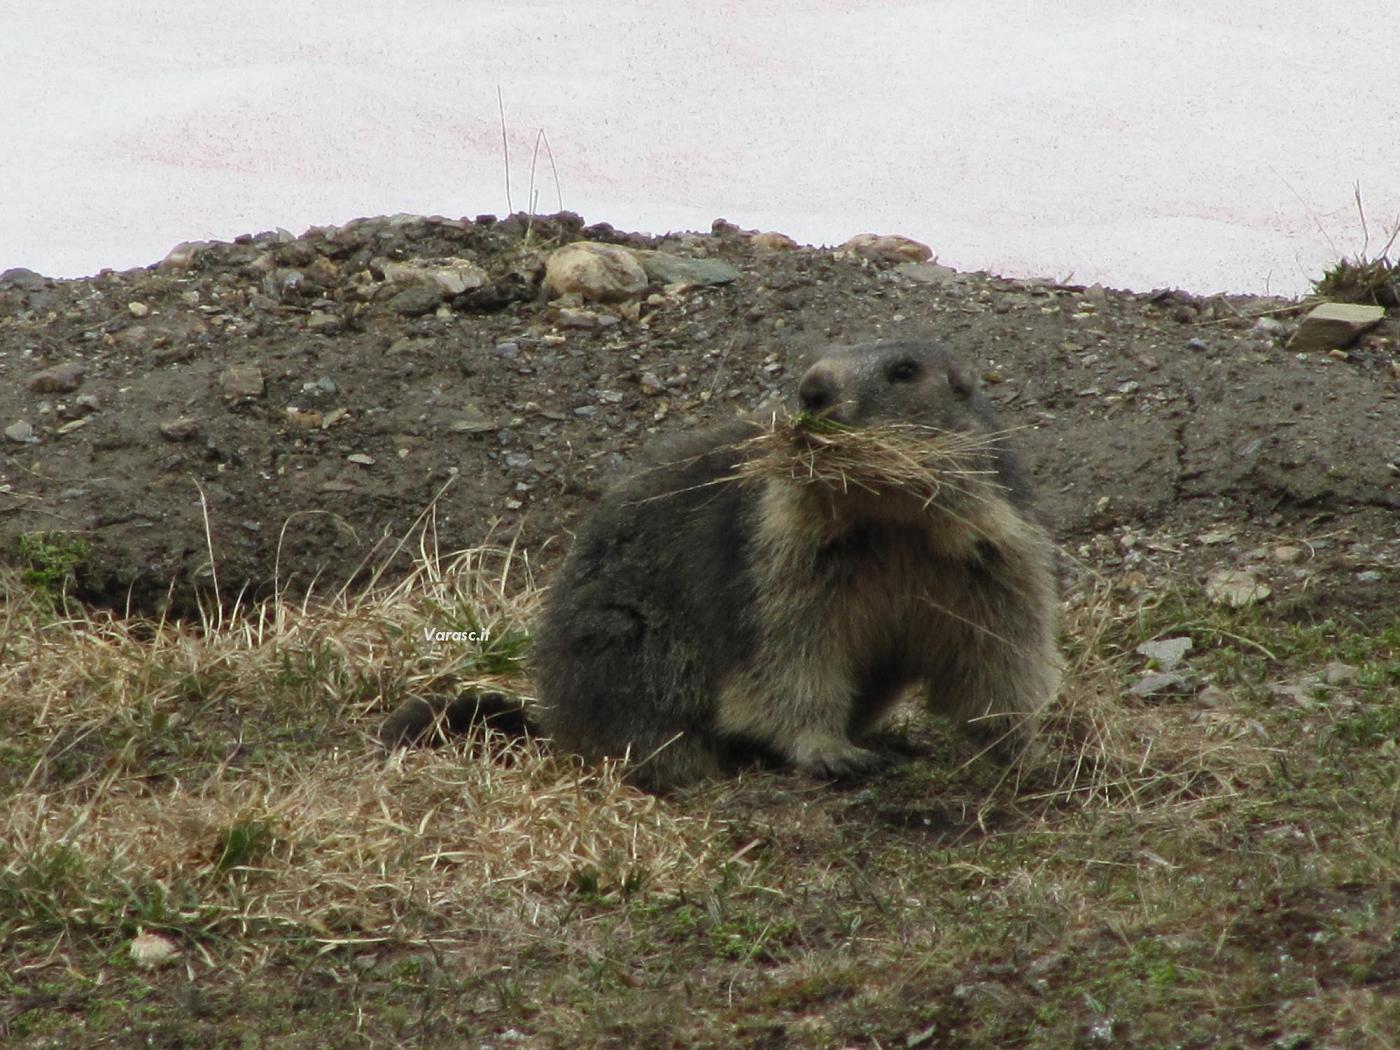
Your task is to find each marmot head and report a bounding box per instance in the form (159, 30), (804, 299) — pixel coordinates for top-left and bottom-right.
(795, 339), (999, 434)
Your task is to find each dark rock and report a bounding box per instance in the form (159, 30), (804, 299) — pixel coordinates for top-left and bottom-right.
(387, 283), (444, 317)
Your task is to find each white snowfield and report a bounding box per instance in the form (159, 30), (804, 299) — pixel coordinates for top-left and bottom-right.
(3, 1), (1398, 295)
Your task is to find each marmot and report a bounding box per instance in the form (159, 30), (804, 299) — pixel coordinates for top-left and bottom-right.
(531, 338), (1061, 792)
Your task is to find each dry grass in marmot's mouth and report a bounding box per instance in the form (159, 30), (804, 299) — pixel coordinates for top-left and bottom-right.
(732, 413), (1012, 506)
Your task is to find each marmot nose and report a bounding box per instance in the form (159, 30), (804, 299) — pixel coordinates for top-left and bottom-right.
(798, 370), (838, 415)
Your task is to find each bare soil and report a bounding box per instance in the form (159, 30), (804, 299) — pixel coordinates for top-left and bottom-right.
(3, 212), (1398, 619)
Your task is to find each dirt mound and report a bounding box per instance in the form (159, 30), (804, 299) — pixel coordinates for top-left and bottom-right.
(2, 213), (1398, 614)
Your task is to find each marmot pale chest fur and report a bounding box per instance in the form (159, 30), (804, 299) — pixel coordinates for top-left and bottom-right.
(532, 339), (1061, 792)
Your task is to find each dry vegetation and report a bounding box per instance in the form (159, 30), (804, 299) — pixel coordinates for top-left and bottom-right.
(3, 514), (1399, 1046)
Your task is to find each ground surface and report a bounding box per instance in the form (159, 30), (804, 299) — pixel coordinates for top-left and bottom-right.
(2, 216), (1399, 1048)
(3, 212), (1399, 613)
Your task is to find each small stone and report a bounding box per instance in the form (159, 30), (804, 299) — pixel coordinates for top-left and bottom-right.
(28, 361), (85, 393)
(1272, 545), (1305, 564)
(1323, 662), (1358, 686)
(1128, 672), (1195, 699)
(386, 283), (444, 317)
(0, 267), (46, 290)
(347, 453), (376, 466)
(894, 261), (958, 285)
(306, 309), (342, 333)
(1252, 315), (1286, 336)
(127, 301), (150, 318)
(55, 417), (90, 435)
(159, 417), (201, 441)
(504, 452), (532, 469)
(639, 372), (665, 396)
(220, 364), (264, 399)
(752, 231), (798, 252)
(129, 930), (179, 968)
(556, 306), (599, 329)
(573, 405), (598, 418)
(543, 242), (648, 302)
(1287, 302), (1386, 353)
(1135, 637), (1193, 671)
(840, 233), (933, 265)
(1200, 529), (1235, 545)
(377, 258), (489, 295)
(161, 240), (209, 269)
(5, 420), (35, 443)
(633, 251), (741, 286)
(1186, 337), (1208, 352)
(284, 407), (323, 429)
(1206, 568), (1270, 608)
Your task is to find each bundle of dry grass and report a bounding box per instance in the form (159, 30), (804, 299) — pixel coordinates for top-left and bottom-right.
(731, 412), (1010, 508)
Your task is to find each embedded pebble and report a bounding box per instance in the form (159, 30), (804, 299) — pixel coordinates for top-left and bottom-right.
(29, 361), (85, 393)
(1135, 636), (1193, 671)
(5, 420), (36, 443)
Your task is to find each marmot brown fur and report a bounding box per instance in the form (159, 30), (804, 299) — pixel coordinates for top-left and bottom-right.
(531, 338), (1061, 792)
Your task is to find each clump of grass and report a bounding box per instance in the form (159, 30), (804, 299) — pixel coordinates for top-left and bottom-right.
(1013, 572), (1271, 815)
(1311, 185), (1400, 309)
(13, 531), (89, 608)
(1314, 255), (1400, 309)
(0, 529), (745, 971)
(732, 411), (1010, 507)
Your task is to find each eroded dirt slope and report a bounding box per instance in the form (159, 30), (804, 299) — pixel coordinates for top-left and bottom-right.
(2, 213), (1398, 616)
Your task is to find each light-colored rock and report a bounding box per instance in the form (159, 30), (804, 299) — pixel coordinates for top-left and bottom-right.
(284, 407), (323, 429)
(220, 364), (265, 399)
(1135, 636), (1193, 671)
(306, 309), (341, 333)
(1287, 302), (1385, 353)
(752, 231), (798, 252)
(555, 306), (600, 329)
(159, 417), (201, 441)
(381, 258), (488, 296)
(1205, 568), (1270, 608)
(160, 240), (209, 269)
(128, 301), (150, 318)
(1128, 671), (1195, 698)
(5, 420), (36, 443)
(28, 361), (85, 393)
(1323, 661), (1358, 686)
(543, 242), (647, 302)
(129, 930), (179, 968)
(895, 261), (959, 285)
(841, 233), (934, 265)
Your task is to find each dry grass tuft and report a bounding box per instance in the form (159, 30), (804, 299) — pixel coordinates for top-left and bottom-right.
(0, 530), (740, 969)
(1016, 571), (1272, 816)
(731, 412), (1011, 507)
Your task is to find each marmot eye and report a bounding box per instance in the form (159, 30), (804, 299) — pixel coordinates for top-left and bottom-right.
(887, 360), (920, 383)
